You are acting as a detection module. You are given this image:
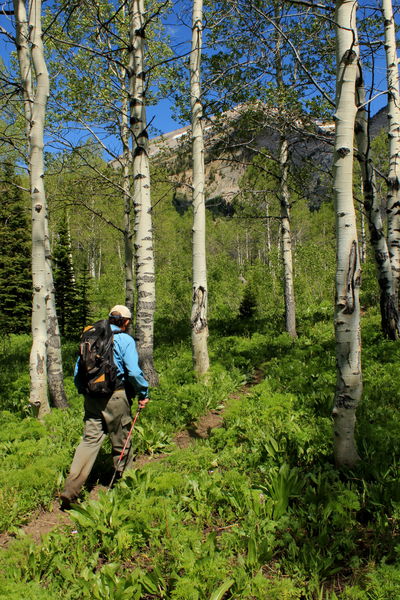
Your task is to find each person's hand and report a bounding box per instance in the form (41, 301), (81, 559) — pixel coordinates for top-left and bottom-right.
(138, 397), (149, 410)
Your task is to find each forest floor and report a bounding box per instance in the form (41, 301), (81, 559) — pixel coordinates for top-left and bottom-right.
(0, 401), (226, 549)
(0, 372), (262, 550)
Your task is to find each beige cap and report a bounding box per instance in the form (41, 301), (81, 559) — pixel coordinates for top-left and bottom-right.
(109, 305), (132, 319)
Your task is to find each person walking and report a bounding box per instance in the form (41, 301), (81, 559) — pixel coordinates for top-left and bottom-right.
(60, 305), (149, 509)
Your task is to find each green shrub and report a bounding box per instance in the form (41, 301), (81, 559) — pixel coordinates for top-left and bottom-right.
(2, 311), (400, 598)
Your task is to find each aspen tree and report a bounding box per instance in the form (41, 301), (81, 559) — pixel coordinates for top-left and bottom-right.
(13, 0), (66, 414)
(15, 0), (49, 416)
(128, 0), (158, 386)
(44, 220), (68, 408)
(332, 0), (362, 468)
(41, 0), (173, 320)
(275, 3), (297, 338)
(13, 0), (31, 143)
(355, 63), (399, 340)
(190, 0), (209, 375)
(121, 76), (135, 317)
(382, 0), (400, 304)
(279, 137), (297, 338)
(359, 197), (366, 264)
(106, 3), (135, 315)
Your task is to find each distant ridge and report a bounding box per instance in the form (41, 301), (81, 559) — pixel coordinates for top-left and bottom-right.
(111, 105), (389, 210)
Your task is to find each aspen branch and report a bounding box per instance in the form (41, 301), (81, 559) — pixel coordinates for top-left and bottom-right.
(246, 2), (335, 107)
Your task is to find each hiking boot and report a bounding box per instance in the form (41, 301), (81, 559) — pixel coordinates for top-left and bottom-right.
(60, 493), (75, 511)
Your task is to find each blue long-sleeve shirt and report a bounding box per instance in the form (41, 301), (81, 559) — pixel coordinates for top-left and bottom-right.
(74, 324), (149, 399)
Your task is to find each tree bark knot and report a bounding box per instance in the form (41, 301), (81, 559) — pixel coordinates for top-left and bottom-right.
(337, 147), (351, 158)
(334, 394), (354, 410)
(191, 286), (207, 332)
(342, 49), (357, 65)
(37, 355), (45, 374)
(344, 240), (360, 314)
(192, 286), (207, 305)
(135, 27), (145, 39)
(388, 176), (400, 191)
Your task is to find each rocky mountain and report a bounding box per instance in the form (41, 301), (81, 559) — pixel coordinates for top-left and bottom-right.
(149, 105), (336, 211)
(117, 104), (387, 213)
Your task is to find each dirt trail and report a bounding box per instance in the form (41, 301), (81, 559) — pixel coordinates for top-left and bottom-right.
(0, 407), (225, 549)
(0, 371), (264, 550)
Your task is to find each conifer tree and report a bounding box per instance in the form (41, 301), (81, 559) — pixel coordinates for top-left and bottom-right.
(75, 265), (92, 334)
(53, 218), (78, 337)
(0, 164), (31, 335)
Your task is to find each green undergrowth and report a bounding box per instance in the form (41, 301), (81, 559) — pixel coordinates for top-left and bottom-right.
(0, 337), (242, 533)
(0, 396), (81, 533)
(1, 311), (400, 598)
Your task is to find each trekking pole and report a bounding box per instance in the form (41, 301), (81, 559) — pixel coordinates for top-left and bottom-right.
(108, 406), (142, 490)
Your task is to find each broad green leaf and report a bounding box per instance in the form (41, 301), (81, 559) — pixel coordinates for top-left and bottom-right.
(209, 578), (235, 600)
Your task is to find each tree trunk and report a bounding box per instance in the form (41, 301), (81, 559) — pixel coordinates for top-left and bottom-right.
(265, 200), (271, 255)
(13, 0), (32, 138)
(274, 3), (297, 338)
(382, 0), (400, 304)
(332, 0), (362, 468)
(129, 0), (158, 386)
(355, 61), (399, 339)
(279, 137), (297, 338)
(190, 0), (209, 375)
(14, 0), (66, 413)
(44, 218), (68, 408)
(27, 0), (51, 417)
(359, 192), (366, 264)
(121, 70), (135, 317)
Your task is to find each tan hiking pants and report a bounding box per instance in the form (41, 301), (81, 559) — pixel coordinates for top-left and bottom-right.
(62, 389), (134, 500)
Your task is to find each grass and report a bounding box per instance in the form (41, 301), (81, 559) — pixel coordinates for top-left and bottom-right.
(1, 310), (400, 599)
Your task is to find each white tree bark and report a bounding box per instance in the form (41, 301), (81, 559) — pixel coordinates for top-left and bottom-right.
(355, 62), (399, 339)
(382, 0), (400, 303)
(14, 0), (66, 413)
(121, 68), (135, 318)
(13, 0), (32, 137)
(129, 0), (158, 386)
(359, 194), (366, 264)
(27, 0), (50, 417)
(190, 0), (209, 375)
(110, 5), (135, 318)
(274, 4), (297, 338)
(44, 216), (68, 408)
(265, 201), (271, 254)
(332, 0), (362, 468)
(279, 137), (297, 338)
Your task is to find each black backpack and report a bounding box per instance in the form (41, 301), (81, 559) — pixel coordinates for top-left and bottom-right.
(78, 319), (118, 397)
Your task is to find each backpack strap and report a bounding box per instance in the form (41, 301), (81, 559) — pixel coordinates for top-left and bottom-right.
(110, 329), (124, 390)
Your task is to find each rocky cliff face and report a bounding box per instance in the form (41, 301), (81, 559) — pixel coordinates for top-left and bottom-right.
(139, 105), (386, 211)
(149, 106), (336, 209)
(369, 106), (388, 139)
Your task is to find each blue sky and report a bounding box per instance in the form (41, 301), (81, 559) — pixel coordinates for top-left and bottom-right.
(147, 99), (183, 136)
(0, 3), (186, 143)
(146, 1), (398, 135)
(1, 1), (399, 154)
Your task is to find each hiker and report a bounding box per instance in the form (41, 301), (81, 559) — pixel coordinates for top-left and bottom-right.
(60, 305), (149, 508)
